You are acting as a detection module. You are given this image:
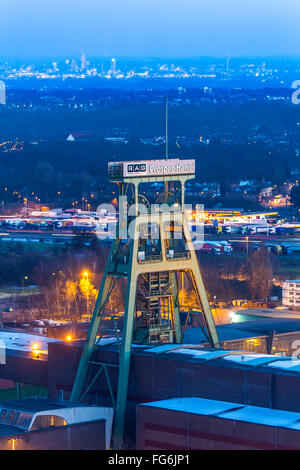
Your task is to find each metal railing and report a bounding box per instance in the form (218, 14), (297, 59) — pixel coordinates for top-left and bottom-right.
(166, 251), (191, 260)
(138, 254), (162, 263)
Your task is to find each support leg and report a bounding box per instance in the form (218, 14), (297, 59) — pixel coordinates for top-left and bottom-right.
(170, 272), (181, 343)
(70, 273), (112, 402)
(112, 267), (137, 449)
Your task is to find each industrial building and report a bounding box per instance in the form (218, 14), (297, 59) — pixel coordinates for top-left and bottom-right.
(137, 397), (300, 450)
(47, 339), (300, 448)
(3, 306), (300, 447)
(4, 314), (300, 447)
(0, 398), (112, 450)
(4, 306), (300, 447)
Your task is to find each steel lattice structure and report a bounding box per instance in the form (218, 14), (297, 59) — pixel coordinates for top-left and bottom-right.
(70, 159), (220, 448)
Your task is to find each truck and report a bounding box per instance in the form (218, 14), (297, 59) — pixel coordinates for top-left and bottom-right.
(194, 240), (233, 255)
(199, 243), (222, 255)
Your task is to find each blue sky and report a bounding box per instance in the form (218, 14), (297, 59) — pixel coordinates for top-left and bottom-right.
(1, 0), (299, 58)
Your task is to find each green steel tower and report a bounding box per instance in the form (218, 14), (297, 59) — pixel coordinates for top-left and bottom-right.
(70, 158), (220, 448)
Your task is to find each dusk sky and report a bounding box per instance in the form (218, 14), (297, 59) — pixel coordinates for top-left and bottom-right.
(1, 0), (300, 58)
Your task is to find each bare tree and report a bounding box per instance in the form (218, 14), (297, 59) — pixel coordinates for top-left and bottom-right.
(248, 246), (273, 301)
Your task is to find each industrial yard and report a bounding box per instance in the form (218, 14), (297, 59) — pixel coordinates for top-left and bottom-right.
(1, 0), (300, 455)
(0, 158), (300, 451)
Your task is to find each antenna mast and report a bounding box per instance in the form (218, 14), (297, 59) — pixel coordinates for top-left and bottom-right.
(165, 96), (168, 160)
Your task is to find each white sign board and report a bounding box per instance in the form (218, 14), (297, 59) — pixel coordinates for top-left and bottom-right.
(122, 159), (195, 177)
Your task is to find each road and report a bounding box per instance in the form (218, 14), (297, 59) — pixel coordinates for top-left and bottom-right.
(1, 229), (300, 252)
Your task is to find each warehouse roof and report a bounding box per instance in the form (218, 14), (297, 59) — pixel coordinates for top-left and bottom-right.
(141, 344), (300, 372)
(227, 318), (300, 335)
(0, 399), (74, 413)
(230, 308), (300, 320)
(3, 313), (300, 357)
(182, 318), (300, 344)
(140, 397), (300, 430)
(0, 330), (61, 354)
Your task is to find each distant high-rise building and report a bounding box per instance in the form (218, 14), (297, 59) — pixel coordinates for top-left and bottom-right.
(80, 53), (87, 71)
(111, 58), (117, 75)
(71, 59), (78, 72)
(226, 56), (230, 77)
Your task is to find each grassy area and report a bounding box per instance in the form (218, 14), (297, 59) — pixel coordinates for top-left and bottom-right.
(0, 240), (66, 254)
(274, 258), (300, 279)
(0, 384), (48, 401)
(276, 265), (300, 276)
(0, 287), (40, 296)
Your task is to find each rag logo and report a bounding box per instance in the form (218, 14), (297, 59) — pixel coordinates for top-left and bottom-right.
(127, 163), (146, 173)
(0, 80), (6, 105)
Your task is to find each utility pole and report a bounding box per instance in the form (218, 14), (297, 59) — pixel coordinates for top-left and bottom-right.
(165, 96), (169, 199)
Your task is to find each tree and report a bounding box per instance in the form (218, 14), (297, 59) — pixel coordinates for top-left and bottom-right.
(248, 246), (273, 301)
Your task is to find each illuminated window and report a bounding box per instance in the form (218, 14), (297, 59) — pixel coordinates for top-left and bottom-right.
(30, 415), (67, 430)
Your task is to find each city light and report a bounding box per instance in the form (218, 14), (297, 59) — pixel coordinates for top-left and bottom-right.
(230, 312), (237, 322)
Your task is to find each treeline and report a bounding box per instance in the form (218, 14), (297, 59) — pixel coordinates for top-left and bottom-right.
(1, 99), (299, 141)
(0, 139), (295, 205)
(0, 239), (274, 305)
(200, 246), (274, 302)
(0, 236), (108, 286)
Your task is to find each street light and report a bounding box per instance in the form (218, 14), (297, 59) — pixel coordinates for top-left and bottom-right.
(22, 276), (28, 292)
(82, 271), (89, 315)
